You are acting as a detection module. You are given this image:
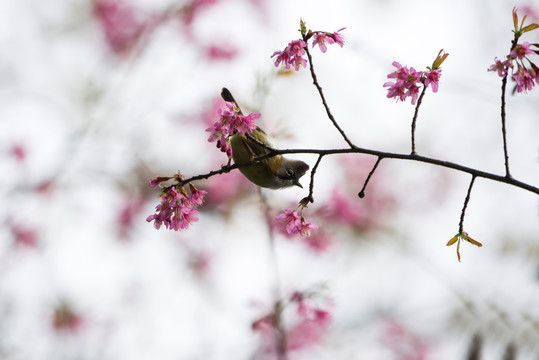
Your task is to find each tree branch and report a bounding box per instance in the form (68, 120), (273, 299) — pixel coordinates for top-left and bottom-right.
(411, 85), (427, 155)
(178, 146), (539, 195)
(459, 175), (476, 233)
(358, 156), (382, 198)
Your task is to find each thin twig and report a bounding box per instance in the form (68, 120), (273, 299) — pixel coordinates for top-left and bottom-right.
(500, 75), (511, 178)
(358, 156), (383, 198)
(303, 154), (324, 204)
(459, 175), (476, 233)
(411, 85), (427, 155)
(304, 44), (356, 149)
(499, 35), (519, 179)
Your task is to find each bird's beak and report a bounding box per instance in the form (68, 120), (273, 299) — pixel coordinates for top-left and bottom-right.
(293, 179), (303, 188)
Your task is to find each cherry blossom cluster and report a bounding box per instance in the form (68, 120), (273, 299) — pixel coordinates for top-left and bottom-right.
(488, 9), (539, 93)
(146, 178), (207, 231)
(383, 50), (449, 105)
(252, 289), (332, 355)
(271, 20), (345, 71)
(275, 207), (318, 238)
(205, 101), (260, 157)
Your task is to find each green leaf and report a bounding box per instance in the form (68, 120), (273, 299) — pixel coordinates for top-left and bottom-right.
(522, 23), (539, 33)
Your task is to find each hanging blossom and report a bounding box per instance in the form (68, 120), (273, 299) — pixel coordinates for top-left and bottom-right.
(146, 182), (207, 231)
(206, 101), (260, 156)
(271, 20), (346, 71)
(384, 49), (449, 105)
(487, 8), (539, 93)
(275, 206), (318, 238)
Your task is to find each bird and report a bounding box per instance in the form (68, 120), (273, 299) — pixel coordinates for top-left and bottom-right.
(221, 87), (309, 189)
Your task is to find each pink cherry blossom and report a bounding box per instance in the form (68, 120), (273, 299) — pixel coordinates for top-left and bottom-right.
(424, 68), (442, 92)
(206, 121), (231, 156)
(311, 32), (331, 53)
(384, 62), (425, 104)
(146, 186), (206, 231)
(488, 57), (512, 77)
(276, 208), (319, 240)
(299, 220), (318, 237)
(271, 39), (308, 71)
(513, 65), (535, 92)
(275, 209), (302, 234)
(510, 41), (533, 60)
(206, 101), (259, 156)
(329, 27), (346, 47)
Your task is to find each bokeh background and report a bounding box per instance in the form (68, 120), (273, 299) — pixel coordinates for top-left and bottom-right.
(0, 0), (538, 359)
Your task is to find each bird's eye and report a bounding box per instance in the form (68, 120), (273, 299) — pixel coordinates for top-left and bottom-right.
(286, 169), (295, 177)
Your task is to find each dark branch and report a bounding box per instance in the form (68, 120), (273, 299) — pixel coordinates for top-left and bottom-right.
(303, 154), (324, 205)
(411, 85), (427, 155)
(358, 156), (382, 198)
(499, 35), (520, 179)
(459, 175), (476, 233)
(177, 146), (539, 195)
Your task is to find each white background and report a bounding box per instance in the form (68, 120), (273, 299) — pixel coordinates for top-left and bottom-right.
(0, 0), (538, 359)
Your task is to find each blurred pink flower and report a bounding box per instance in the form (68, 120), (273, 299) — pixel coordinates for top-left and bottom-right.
(252, 290), (332, 357)
(93, 0), (156, 56)
(320, 156), (396, 233)
(10, 144), (26, 162)
(52, 303), (83, 333)
(117, 197), (146, 239)
(187, 250), (212, 277)
(179, 0), (221, 28)
(381, 319), (431, 360)
(303, 231), (332, 252)
(203, 170), (252, 209)
(287, 308), (331, 351)
(203, 44), (238, 60)
(10, 223), (38, 248)
(324, 188), (365, 228)
(521, 5), (539, 21)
